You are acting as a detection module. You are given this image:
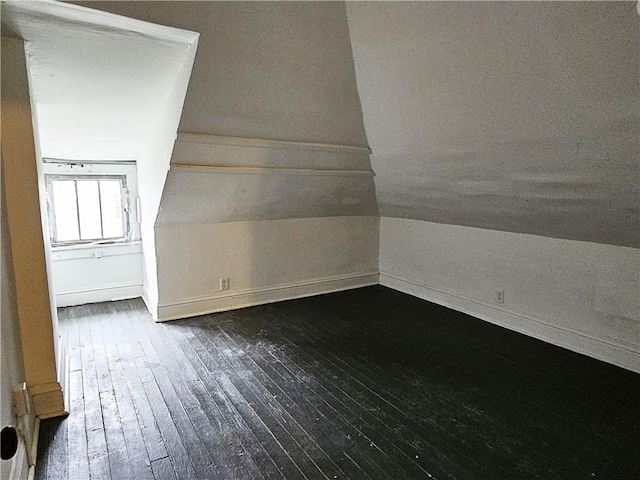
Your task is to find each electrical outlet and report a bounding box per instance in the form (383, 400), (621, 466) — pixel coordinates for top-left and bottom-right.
(494, 290), (504, 304)
(220, 277), (230, 291)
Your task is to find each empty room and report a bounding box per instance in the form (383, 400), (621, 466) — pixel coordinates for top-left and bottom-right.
(1, 1), (638, 479)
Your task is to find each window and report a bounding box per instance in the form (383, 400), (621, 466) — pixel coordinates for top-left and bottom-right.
(44, 162), (139, 247)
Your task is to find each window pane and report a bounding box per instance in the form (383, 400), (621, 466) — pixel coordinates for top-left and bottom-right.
(100, 180), (124, 239)
(51, 180), (80, 242)
(77, 180), (102, 240)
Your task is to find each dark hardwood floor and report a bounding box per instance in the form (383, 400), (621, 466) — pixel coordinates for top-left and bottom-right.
(36, 286), (639, 480)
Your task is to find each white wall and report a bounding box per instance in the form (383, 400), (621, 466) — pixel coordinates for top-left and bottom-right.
(78, 2), (378, 319)
(157, 136), (379, 321)
(137, 37), (198, 315)
(151, 135), (379, 321)
(1, 169), (27, 480)
(50, 242), (143, 307)
(380, 217), (640, 373)
(41, 161), (143, 307)
(156, 216), (379, 321)
(345, 1), (640, 373)
(159, 135), (377, 225)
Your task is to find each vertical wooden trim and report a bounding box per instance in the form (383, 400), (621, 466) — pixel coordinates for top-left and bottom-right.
(1, 37), (64, 415)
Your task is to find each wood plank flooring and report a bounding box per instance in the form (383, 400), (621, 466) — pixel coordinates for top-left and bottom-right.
(36, 286), (640, 479)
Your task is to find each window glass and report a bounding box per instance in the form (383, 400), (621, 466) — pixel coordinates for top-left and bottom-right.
(100, 180), (124, 238)
(51, 180), (80, 242)
(47, 175), (128, 245)
(77, 180), (102, 240)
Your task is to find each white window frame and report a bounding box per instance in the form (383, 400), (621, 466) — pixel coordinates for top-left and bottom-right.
(43, 161), (140, 248)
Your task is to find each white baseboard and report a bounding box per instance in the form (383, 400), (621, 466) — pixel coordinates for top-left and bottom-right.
(157, 272), (379, 322)
(56, 338), (70, 416)
(380, 272), (640, 374)
(55, 283), (143, 307)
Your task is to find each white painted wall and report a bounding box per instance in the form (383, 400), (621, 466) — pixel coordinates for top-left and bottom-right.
(379, 217), (640, 373)
(1, 170), (27, 480)
(137, 37), (198, 316)
(155, 216), (379, 321)
(77, 2), (377, 319)
(154, 132), (378, 320)
(50, 242), (143, 307)
(347, 2), (639, 248)
(41, 161), (144, 307)
(345, 1), (640, 372)
(159, 136), (376, 226)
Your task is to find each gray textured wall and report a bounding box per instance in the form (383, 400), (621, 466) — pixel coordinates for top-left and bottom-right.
(348, 2), (639, 247)
(1, 166), (26, 480)
(75, 1), (369, 146)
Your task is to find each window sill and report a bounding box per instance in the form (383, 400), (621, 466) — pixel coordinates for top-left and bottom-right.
(51, 240), (142, 261)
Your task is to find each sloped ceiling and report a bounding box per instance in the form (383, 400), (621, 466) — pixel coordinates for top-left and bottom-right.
(70, 1), (376, 226)
(2, 0), (198, 161)
(54, 2), (640, 247)
(71, 0), (369, 147)
(347, 2), (639, 248)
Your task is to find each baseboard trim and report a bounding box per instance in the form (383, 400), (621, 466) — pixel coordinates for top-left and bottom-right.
(380, 272), (640, 374)
(57, 338), (70, 416)
(157, 272), (379, 322)
(55, 283), (143, 307)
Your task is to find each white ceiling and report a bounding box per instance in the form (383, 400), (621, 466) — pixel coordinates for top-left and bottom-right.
(1, 0), (198, 161)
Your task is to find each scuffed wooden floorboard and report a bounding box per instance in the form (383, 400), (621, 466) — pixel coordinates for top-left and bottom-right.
(36, 286), (640, 480)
